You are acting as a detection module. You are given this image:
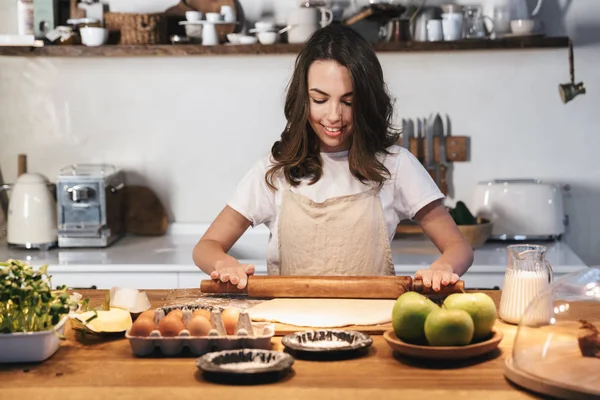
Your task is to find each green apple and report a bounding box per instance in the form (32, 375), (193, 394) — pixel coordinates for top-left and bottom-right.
(392, 292), (439, 342)
(424, 308), (474, 346)
(443, 292), (497, 340)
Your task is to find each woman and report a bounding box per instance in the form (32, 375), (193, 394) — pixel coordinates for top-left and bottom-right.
(193, 24), (473, 292)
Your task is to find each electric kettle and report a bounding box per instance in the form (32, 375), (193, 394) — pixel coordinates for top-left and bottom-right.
(0, 172), (58, 250)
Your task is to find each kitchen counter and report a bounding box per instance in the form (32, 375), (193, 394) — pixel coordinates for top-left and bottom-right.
(0, 289), (540, 400)
(0, 223), (588, 290)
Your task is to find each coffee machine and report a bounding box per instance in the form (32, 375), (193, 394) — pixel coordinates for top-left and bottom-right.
(56, 164), (125, 248)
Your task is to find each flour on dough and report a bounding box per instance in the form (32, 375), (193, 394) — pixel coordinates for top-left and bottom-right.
(247, 298), (395, 328)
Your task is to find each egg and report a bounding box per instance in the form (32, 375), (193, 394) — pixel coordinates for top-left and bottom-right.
(187, 315), (212, 337)
(158, 315), (185, 337)
(193, 309), (211, 320)
(129, 317), (156, 337)
(221, 307), (240, 335)
(167, 309), (183, 320)
(137, 310), (156, 322)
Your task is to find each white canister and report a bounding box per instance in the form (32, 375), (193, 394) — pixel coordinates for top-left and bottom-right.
(426, 19), (443, 41)
(287, 24), (318, 44)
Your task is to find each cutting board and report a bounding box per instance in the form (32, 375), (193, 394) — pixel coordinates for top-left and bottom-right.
(124, 185), (169, 236)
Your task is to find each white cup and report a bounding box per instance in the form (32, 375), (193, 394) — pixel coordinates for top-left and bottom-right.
(185, 11), (202, 22)
(220, 5), (235, 23)
(442, 18), (462, 41)
(426, 19), (443, 41)
(80, 27), (108, 46)
(257, 31), (278, 45)
(255, 20), (276, 31)
(205, 12), (222, 22)
(511, 19), (535, 35)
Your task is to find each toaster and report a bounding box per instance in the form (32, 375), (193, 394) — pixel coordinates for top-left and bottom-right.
(56, 164), (125, 248)
(472, 179), (567, 241)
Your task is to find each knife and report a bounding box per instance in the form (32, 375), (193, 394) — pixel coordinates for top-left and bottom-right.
(403, 119), (413, 149)
(432, 114), (446, 194)
(424, 116), (438, 185)
(200, 276), (465, 299)
(438, 114), (451, 195)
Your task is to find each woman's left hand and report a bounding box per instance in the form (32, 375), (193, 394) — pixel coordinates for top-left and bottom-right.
(415, 262), (460, 292)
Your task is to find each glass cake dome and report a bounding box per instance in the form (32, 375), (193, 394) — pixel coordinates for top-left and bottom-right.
(504, 267), (600, 399)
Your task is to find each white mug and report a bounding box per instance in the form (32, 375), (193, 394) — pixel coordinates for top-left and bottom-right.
(205, 12), (222, 22)
(442, 18), (462, 41)
(220, 5), (235, 23)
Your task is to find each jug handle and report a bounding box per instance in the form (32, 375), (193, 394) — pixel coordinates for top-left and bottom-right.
(544, 260), (554, 284)
(0, 184), (11, 192)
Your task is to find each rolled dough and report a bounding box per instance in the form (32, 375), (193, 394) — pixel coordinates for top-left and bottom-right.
(248, 298), (396, 328)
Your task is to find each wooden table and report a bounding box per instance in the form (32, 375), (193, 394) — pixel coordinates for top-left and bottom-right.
(0, 289), (544, 400)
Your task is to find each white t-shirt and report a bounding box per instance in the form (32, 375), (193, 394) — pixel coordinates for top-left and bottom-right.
(227, 144), (444, 269)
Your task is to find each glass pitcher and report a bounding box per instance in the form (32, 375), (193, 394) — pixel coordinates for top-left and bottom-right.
(463, 5), (495, 39)
(499, 244), (554, 325)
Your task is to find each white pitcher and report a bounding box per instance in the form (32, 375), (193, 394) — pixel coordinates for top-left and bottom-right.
(499, 244), (554, 325)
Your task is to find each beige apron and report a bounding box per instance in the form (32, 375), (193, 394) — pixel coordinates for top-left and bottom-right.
(276, 184), (395, 276)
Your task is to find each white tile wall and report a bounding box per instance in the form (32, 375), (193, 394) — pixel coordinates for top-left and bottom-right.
(0, 0), (598, 265)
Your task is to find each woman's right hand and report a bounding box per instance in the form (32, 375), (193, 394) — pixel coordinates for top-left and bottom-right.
(210, 260), (255, 289)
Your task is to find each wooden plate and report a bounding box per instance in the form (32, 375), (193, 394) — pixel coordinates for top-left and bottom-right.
(383, 329), (503, 360)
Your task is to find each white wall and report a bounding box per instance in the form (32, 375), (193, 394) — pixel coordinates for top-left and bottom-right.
(0, 0), (598, 265)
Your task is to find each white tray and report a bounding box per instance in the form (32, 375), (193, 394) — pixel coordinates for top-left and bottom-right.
(0, 317), (68, 363)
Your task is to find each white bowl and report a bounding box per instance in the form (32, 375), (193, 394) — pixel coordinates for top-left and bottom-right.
(185, 11), (202, 22)
(510, 19), (535, 35)
(185, 24), (203, 41)
(257, 31), (277, 45)
(0, 317), (68, 363)
(80, 27), (108, 46)
(238, 35), (257, 45)
(226, 33), (242, 44)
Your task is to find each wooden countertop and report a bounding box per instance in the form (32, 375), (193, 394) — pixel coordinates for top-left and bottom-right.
(0, 289), (541, 400)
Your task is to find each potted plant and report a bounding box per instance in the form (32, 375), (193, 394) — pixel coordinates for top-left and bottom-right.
(0, 259), (77, 363)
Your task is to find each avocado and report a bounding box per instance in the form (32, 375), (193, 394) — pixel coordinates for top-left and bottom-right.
(450, 201), (477, 225)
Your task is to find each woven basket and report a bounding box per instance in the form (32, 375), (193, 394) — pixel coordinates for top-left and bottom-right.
(104, 12), (168, 45)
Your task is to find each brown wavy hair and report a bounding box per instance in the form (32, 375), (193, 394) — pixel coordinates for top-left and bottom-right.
(265, 24), (400, 191)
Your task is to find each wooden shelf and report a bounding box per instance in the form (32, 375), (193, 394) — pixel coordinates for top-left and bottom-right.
(0, 36), (569, 57)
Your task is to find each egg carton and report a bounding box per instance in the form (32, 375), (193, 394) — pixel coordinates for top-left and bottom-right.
(125, 306), (274, 357)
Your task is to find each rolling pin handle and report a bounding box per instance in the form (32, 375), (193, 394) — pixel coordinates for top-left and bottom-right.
(413, 278), (465, 295)
(200, 279), (248, 295)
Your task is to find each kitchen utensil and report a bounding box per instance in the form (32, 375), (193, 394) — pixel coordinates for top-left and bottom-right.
(431, 114), (445, 194)
(281, 330), (373, 354)
(463, 5), (494, 39)
(199, 276), (465, 298)
(424, 116), (439, 186)
(559, 39), (586, 104)
(472, 179), (566, 240)
(0, 172), (58, 250)
(383, 329), (503, 360)
(499, 244), (553, 325)
(401, 119), (412, 149)
(18, 153), (27, 176)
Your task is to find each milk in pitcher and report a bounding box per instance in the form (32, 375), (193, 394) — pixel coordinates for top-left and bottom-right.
(499, 269), (552, 325)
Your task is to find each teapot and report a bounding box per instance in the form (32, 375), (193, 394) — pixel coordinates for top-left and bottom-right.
(0, 173), (58, 250)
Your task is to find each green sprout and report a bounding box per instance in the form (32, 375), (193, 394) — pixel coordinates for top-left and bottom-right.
(0, 259), (78, 334)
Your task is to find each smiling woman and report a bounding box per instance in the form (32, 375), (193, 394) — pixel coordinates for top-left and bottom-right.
(193, 24), (474, 293)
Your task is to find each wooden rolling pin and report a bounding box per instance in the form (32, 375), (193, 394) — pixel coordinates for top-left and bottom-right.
(200, 276), (464, 299)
